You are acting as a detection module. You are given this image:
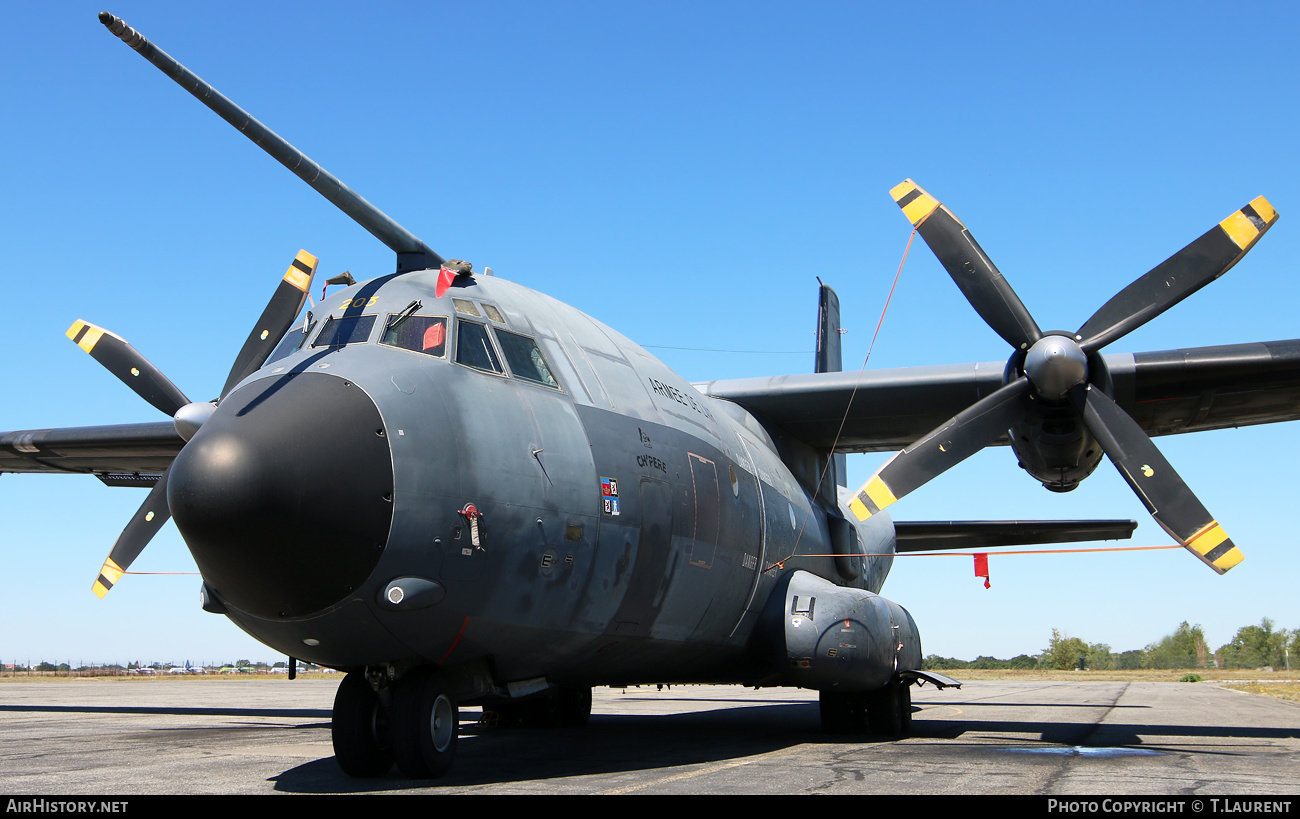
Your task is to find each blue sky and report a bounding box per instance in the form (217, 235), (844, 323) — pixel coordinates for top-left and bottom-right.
(3, 1), (1299, 666)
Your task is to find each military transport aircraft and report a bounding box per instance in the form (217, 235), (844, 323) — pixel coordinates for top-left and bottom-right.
(4, 12), (1300, 779)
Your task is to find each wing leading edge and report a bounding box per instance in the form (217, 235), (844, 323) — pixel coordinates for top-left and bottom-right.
(9, 338), (1298, 477)
(698, 338), (1300, 453)
(0, 422), (183, 477)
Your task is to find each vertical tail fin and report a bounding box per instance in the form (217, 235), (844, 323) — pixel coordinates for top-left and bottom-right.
(815, 280), (843, 375)
(815, 281), (847, 488)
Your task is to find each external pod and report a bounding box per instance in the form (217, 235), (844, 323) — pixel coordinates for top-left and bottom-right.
(754, 570), (921, 693)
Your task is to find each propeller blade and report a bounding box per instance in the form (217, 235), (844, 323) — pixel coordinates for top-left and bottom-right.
(848, 378), (1032, 521)
(219, 250), (318, 397)
(890, 179), (1042, 350)
(92, 470), (172, 598)
(1077, 197), (1277, 353)
(66, 320), (191, 416)
(1068, 384), (1243, 574)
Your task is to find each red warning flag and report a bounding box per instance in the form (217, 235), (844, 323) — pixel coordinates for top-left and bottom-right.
(436, 266), (457, 298)
(974, 553), (990, 589)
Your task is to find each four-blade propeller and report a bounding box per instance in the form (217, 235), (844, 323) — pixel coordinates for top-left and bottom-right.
(73, 251), (318, 597)
(849, 180), (1276, 574)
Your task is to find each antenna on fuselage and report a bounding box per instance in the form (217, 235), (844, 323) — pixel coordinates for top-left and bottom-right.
(98, 12), (444, 274)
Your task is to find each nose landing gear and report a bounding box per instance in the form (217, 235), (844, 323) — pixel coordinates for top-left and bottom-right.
(331, 672), (392, 777)
(390, 668), (458, 778)
(331, 668), (459, 779)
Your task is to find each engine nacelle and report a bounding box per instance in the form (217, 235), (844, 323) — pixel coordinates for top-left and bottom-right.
(1009, 404), (1104, 492)
(753, 570), (921, 692)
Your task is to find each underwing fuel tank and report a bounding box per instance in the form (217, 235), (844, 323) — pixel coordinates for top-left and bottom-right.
(753, 570), (921, 692)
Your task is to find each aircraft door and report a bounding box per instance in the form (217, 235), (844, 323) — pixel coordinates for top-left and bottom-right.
(604, 477), (674, 638)
(686, 453), (720, 568)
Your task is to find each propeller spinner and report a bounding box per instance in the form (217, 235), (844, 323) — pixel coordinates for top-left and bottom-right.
(72, 251), (318, 597)
(849, 181), (1277, 575)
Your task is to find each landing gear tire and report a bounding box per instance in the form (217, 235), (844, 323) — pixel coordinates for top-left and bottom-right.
(557, 686), (592, 727)
(332, 671), (393, 777)
(866, 677), (909, 739)
(819, 690), (867, 734)
(390, 668), (458, 778)
(899, 680), (913, 735)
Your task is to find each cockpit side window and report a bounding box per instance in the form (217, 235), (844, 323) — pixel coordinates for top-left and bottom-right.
(496, 329), (560, 388)
(312, 315), (377, 348)
(381, 314), (448, 357)
(455, 320), (504, 375)
(266, 320), (314, 365)
(452, 298), (481, 318)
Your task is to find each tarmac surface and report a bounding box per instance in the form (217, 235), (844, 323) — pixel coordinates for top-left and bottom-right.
(1, 677), (1298, 795)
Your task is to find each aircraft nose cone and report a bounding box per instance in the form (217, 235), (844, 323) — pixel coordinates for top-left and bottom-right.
(167, 372), (393, 619)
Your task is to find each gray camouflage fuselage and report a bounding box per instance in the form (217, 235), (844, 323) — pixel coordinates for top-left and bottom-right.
(193, 267), (910, 692)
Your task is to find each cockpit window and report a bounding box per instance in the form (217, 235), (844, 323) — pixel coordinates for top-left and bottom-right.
(482, 303), (505, 324)
(452, 298), (481, 318)
(312, 315), (377, 348)
(266, 320), (314, 365)
(496, 329), (560, 388)
(381, 314), (447, 357)
(455, 320), (504, 375)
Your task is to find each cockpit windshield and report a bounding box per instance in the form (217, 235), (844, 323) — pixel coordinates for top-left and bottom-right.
(496, 329), (559, 387)
(381, 314), (447, 357)
(313, 315), (377, 349)
(266, 321), (313, 366)
(455, 321), (504, 374)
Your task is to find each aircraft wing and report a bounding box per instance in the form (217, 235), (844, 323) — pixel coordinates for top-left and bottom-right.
(698, 339), (1300, 453)
(6, 339), (1298, 475)
(894, 519), (1137, 552)
(0, 422), (182, 477)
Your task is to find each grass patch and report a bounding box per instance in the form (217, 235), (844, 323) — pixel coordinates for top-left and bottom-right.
(926, 668), (1300, 683)
(1224, 682), (1300, 703)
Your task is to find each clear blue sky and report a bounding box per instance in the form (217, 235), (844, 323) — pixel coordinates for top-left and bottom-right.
(3, 1), (1299, 666)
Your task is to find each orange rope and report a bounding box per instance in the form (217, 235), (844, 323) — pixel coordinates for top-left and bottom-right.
(139, 542), (1185, 582)
(767, 543), (1182, 568)
(893, 544), (1184, 557)
(777, 227), (920, 570)
(865, 226), (916, 357)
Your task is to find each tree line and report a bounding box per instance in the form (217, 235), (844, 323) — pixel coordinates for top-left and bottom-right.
(923, 619), (1298, 671)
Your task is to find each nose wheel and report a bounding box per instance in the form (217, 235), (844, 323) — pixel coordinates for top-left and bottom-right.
(331, 672), (393, 777)
(389, 668), (459, 778)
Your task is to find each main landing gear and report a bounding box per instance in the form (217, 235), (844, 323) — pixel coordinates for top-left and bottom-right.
(819, 675), (913, 738)
(483, 685), (593, 728)
(331, 671), (595, 778)
(331, 669), (458, 779)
